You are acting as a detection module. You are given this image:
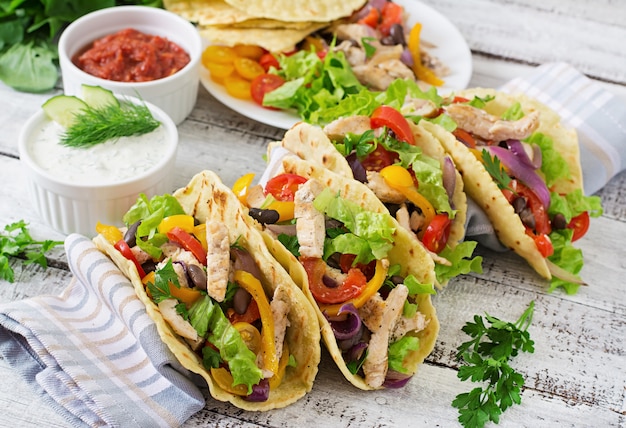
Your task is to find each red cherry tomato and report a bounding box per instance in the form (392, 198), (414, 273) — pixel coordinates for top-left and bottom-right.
(378, 2), (404, 36)
(338, 254), (376, 280)
(370, 105), (416, 145)
(510, 180), (551, 236)
(114, 239), (146, 278)
(357, 6), (380, 28)
(227, 299), (261, 325)
(264, 173), (307, 202)
(526, 230), (554, 258)
(421, 213), (452, 253)
(259, 53), (280, 72)
(567, 211), (590, 242)
(360, 144), (398, 172)
(167, 227), (207, 265)
(250, 73), (285, 107)
(301, 258), (368, 304)
(452, 128), (477, 148)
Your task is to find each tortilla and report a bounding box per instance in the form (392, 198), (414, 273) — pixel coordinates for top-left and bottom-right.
(269, 120), (468, 283)
(94, 170), (321, 411)
(223, 0), (367, 22)
(421, 88), (583, 279)
(262, 154), (439, 390)
(199, 23), (327, 53)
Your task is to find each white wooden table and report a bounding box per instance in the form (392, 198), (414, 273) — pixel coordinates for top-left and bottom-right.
(1, 1), (625, 426)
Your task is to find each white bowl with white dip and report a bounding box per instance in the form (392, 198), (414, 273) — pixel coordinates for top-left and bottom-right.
(18, 95), (178, 237)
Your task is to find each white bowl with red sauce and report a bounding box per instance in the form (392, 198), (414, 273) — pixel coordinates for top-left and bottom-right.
(18, 94), (178, 237)
(58, 6), (202, 125)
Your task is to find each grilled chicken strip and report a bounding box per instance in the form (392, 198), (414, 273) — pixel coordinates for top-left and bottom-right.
(205, 220), (230, 302)
(294, 179), (325, 258)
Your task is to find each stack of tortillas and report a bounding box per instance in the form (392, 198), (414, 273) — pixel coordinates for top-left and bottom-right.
(164, 0), (367, 52)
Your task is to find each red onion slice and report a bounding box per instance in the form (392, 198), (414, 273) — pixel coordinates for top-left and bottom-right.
(485, 146), (551, 209)
(383, 370), (412, 388)
(245, 378), (270, 402)
(327, 303), (363, 342)
(265, 223), (297, 236)
(442, 155), (457, 202)
(506, 139), (541, 169)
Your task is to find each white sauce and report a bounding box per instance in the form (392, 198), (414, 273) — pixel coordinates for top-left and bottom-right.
(28, 119), (171, 185)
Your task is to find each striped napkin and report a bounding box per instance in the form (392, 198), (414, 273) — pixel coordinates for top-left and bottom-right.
(0, 234), (205, 427)
(465, 62), (626, 247)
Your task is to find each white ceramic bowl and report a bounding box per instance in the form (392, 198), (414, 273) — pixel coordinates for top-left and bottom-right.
(18, 96), (178, 237)
(58, 6), (202, 125)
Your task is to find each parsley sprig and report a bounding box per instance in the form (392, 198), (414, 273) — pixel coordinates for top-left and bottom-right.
(0, 220), (63, 282)
(481, 149), (512, 191)
(452, 301), (535, 428)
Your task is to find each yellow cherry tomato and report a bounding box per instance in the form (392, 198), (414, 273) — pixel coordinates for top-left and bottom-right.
(95, 221), (123, 244)
(210, 367), (248, 396)
(233, 44), (265, 60)
(205, 61), (235, 79)
(224, 75), (252, 99)
(234, 322), (263, 355)
(202, 45), (238, 65)
(233, 57), (265, 81)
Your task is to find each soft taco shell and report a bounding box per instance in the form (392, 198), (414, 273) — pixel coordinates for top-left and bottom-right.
(269, 121), (467, 264)
(420, 89), (583, 279)
(223, 0), (367, 22)
(268, 155), (439, 390)
(94, 170), (321, 411)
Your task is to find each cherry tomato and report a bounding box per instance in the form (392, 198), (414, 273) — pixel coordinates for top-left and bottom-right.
(452, 96), (470, 103)
(233, 44), (265, 60)
(357, 6), (380, 28)
(511, 180), (551, 236)
(204, 61), (234, 79)
(223, 75), (252, 99)
(302, 258), (368, 305)
(526, 230), (554, 258)
(202, 45), (238, 65)
(567, 211), (590, 242)
(378, 2), (404, 36)
(370, 105), (416, 145)
(264, 173), (307, 202)
(259, 53), (280, 72)
(227, 299), (261, 325)
(114, 239), (146, 278)
(233, 57), (264, 81)
(251, 73), (285, 106)
(421, 213), (452, 253)
(360, 144), (398, 172)
(167, 227), (207, 265)
(339, 254), (376, 280)
(233, 322), (262, 355)
(452, 128), (477, 148)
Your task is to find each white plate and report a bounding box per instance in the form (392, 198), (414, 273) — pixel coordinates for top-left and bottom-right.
(200, 0), (472, 130)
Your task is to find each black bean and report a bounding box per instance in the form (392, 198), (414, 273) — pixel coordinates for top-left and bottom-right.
(187, 264), (207, 290)
(248, 207), (280, 224)
(124, 220), (141, 247)
(519, 207), (536, 229)
(512, 196), (527, 214)
(233, 287), (252, 314)
(322, 275), (339, 288)
(390, 275), (405, 285)
(380, 35), (396, 46)
(389, 24), (406, 46)
(142, 260), (157, 275)
(552, 213), (567, 230)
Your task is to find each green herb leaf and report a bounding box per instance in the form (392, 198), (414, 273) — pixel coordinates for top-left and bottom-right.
(146, 259), (180, 304)
(453, 301), (535, 428)
(481, 149), (512, 191)
(0, 221), (63, 282)
(59, 101), (160, 148)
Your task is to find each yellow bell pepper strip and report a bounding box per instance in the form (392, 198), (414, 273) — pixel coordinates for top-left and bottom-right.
(408, 23), (445, 87)
(319, 259), (388, 317)
(380, 165), (436, 231)
(266, 200), (295, 222)
(233, 270), (278, 375)
(142, 271), (203, 307)
(157, 214), (195, 234)
(96, 221), (123, 244)
(232, 173), (255, 205)
(210, 367), (249, 396)
(268, 342), (290, 391)
(193, 223), (207, 250)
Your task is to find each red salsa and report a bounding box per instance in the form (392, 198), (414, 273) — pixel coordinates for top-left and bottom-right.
(73, 28), (190, 82)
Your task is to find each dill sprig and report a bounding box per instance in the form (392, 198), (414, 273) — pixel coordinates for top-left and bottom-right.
(59, 101), (161, 148)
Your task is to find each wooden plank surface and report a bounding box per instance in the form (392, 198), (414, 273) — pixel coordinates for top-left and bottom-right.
(1, 0), (625, 427)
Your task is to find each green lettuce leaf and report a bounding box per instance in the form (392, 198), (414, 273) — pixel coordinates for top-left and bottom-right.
(548, 189), (603, 222)
(434, 241), (483, 284)
(547, 229), (584, 294)
(388, 335), (420, 373)
(189, 295), (263, 394)
(525, 133), (570, 187)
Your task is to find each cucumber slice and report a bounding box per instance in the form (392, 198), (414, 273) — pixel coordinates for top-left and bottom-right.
(81, 84), (120, 109)
(41, 95), (88, 128)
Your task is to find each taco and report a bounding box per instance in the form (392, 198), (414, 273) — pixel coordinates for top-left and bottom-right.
(268, 105), (482, 287)
(238, 153), (439, 390)
(93, 170), (320, 410)
(419, 88), (603, 293)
